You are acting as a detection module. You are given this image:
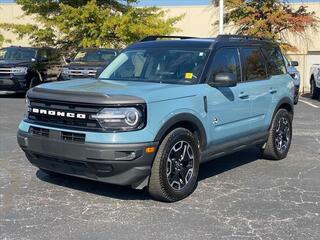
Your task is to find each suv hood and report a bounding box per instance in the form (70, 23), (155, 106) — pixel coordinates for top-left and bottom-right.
(37, 79), (197, 103)
(0, 59), (32, 67)
(66, 61), (108, 69)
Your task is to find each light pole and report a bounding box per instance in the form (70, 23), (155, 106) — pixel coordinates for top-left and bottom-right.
(219, 0), (224, 34)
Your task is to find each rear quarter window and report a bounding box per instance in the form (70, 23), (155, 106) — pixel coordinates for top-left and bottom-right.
(242, 48), (268, 81)
(263, 46), (286, 75)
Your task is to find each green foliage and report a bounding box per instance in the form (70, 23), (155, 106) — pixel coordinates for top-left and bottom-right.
(0, 34), (4, 47)
(221, 0), (318, 51)
(3, 0), (181, 52)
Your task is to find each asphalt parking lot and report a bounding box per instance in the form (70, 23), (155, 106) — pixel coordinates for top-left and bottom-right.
(0, 94), (320, 240)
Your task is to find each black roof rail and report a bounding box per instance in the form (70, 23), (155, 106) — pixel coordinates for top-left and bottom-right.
(140, 35), (197, 42)
(217, 34), (272, 42)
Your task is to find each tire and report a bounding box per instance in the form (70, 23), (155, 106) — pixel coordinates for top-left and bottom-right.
(29, 77), (41, 89)
(310, 78), (320, 99)
(148, 128), (200, 202)
(294, 95), (299, 105)
(262, 109), (292, 160)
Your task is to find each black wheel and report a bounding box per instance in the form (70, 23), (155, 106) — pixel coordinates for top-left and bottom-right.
(148, 128), (200, 202)
(294, 95), (299, 105)
(29, 77), (41, 89)
(310, 78), (320, 99)
(262, 109), (292, 160)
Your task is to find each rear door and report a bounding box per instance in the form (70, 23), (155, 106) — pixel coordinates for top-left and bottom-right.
(206, 47), (252, 146)
(240, 47), (273, 132)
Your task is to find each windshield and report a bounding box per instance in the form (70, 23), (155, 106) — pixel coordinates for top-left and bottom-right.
(74, 50), (117, 63)
(0, 48), (36, 61)
(99, 48), (210, 84)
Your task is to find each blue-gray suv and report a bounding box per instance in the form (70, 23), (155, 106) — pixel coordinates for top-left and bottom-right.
(17, 35), (295, 202)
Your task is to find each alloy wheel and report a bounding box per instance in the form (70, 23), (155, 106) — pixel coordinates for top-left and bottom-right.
(166, 141), (194, 190)
(275, 116), (291, 153)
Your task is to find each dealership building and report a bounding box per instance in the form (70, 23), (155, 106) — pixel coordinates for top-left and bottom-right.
(0, 0), (319, 92)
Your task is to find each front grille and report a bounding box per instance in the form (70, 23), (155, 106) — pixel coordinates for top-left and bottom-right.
(61, 131), (85, 143)
(69, 69), (97, 78)
(27, 99), (103, 131)
(0, 67), (12, 78)
(29, 126), (86, 143)
(29, 126), (49, 137)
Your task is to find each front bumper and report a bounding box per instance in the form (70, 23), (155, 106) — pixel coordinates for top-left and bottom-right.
(17, 130), (158, 188)
(0, 76), (27, 92)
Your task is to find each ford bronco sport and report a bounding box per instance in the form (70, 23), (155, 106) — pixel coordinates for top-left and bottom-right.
(0, 46), (62, 94)
(17, 35), (295, 202)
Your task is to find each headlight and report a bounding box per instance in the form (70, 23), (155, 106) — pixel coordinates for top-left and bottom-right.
(11, 67), (28, 75)
(25, 97), (30, 117)
(91, 107), (144, 131)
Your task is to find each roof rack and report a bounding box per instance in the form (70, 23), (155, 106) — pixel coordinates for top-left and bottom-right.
(217, 34), (271, 42)
(140, 35), (196, 42)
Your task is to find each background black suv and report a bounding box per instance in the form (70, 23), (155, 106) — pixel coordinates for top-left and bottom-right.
(0, 46), (62, 94)
(59, 48), (118, 80)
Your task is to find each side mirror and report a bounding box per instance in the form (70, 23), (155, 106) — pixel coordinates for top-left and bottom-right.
(209, 73), (237, 87)
(289, 61), (298, 67)
(65, 58), (71, 63)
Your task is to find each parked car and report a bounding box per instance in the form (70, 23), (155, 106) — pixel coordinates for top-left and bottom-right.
(284, 57), (300, 104)
(310, 64), (320, 99)
(17, 35), (295, 202)
(59, 48), (118, 80)
(0, 46), (62, 94)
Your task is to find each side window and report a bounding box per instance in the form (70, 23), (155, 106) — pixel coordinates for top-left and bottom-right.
(242, 48), (267, 81)
(211, 48), (241, 82)
(263, 46), (286, 75)
(37, 49), (48, 61)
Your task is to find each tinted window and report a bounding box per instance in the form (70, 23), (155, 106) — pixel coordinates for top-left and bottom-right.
(242, 48), (267, 81)
(37, 49), (48, 60)
(47, 49), (60, 61)
(0, 47), (36, 61)
(99, 48), (210, 84)
(211, 48), (241, 82)
(264, 47), (286, 75)
(74, 49), (117, 63)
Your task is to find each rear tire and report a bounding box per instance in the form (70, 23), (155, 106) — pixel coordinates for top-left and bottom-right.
(148, 128), (200, 202)
(262, 109), (292, 160)
(310, 78), (320, 99)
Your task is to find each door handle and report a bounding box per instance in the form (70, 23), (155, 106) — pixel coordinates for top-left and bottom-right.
(238, 92), (249, 99)
(269, 88), (277, 94)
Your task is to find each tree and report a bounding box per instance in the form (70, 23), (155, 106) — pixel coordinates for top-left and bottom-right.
(1, 0), (182, 52)
(219, 0), (318, 51)
(0, 34), (4, 47)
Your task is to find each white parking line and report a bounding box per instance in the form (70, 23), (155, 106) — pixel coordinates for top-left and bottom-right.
(299, 99), (320, 109)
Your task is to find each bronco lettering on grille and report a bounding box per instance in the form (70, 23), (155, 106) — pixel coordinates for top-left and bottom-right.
(30, 108), (86, 119)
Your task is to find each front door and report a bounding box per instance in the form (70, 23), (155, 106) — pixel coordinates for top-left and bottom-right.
(206, 47), (252, 146)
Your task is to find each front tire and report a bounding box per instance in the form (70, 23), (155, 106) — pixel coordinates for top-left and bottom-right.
(148, 128), (200, 202)
(310, 78), (320, 99)
(262, 109), (292, 160)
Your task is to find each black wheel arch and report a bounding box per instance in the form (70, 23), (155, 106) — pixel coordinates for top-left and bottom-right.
(272, 97), (294, 123)
(154, 113), (207, 151)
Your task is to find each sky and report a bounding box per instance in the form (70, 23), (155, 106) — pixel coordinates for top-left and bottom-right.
(0, 0), (319, 5)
